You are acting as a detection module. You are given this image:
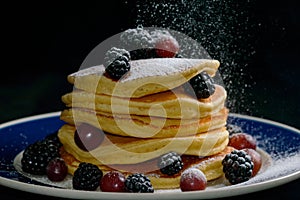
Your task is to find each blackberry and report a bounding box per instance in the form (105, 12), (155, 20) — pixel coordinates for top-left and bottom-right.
(222, 150), (254, 184)
(152, 30), (180, 58)
(105, 55), (131, 80)
(125, 173), (154, 193)
(44, 132), (62, 148)
(120, 26), (154, 49)
(188, 71), (216, 99)
(120, 27), (157, 60)
(158, 152), (183, 175)
(226, 124), (243, 135)
(72, 162), (103, 191)
(103, 47), (131, 68)
(21, 140), (60, 175)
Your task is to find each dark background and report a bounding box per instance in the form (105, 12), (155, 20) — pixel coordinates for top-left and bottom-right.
(0, 1), (299, 199)
(1, 0), (299, 129)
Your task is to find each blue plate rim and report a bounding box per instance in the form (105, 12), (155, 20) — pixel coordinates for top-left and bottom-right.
(0, 111), (299, 200)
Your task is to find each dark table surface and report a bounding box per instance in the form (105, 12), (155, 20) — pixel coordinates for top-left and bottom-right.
(1, 1), (299, 199)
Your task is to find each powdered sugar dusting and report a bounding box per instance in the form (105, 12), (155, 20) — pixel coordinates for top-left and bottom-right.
(135, 0), (263, 117)
(70, 58), (217, 83)
(69, 65), (105, 77)
(233, 153), (300, 187)
(226, 115), (300, 187)
(181, 167), (206, 180)
(120, 58), (213, 82)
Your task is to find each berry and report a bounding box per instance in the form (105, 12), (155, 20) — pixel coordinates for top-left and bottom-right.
(72, 162), (103, 191)
(158, 152), (183, 176)
(105, 55), (131, 80)
(21, 140), (60, 175)
(46, 157), (68, 182)
(44, 132), (62, 148)
(228, 133), (257, 150)
(129, 48), (157, 60)
(226, 124), (243, 135)
(74, 123), (104, 151)
(120, 27), (181, 60)
(180, 168), (207, 191)
(100, 171), (126, 192)
(103, 47), (131, 68)
(125, 173), (154, 193)
(188, 71), (215, 99)
(154, 37), (179, 58)
(120, 26), (154, 49)
(242, 148), (262, 177)
(222, 150), (254, 184)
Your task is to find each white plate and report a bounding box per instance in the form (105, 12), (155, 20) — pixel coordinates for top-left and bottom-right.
(0, 112), (300, 199)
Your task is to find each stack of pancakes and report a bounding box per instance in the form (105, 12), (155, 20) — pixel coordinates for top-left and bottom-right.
(58, 58), (232, 189)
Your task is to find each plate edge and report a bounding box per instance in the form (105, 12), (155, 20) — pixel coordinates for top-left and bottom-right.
(229, 113), (300, 134)
(0, 111), (62, 128)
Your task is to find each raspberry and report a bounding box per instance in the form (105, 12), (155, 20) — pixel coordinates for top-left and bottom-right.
(46, 157), (68, 182)
(187, 71), (216, 99)
(228, 133), (257, 150)
(72, 162), (103, 191)
(100, 171), (126, 192)
(242, 148), (262, 177)
(158, 152), (183, 175)
(151, 29), (179, 58)
(222, 150), (254, 184)
(125, 173), (154, 193)
(180, 168), (207, 191)
(154, 36), (179, 58)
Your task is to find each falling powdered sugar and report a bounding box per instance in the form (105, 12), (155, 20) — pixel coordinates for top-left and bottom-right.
(135, 0), (262, 115)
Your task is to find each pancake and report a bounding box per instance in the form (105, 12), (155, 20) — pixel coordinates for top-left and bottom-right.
(60, 107), (228, 138)
(60, 146), (234, 189)
(68, 58), (220, 98)
(62, 84), (226, 119)
(58, 124), (229, 165)
(58, 56), (231, 190)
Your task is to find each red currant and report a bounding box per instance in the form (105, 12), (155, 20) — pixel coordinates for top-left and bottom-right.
(242, 148), (262, 177)
(46, 157), (68, 182)
(180, 168), (207, 192)
(155, 37), (179, 58)
(74, 123), (104, 151)
(100, 171), (126, 192)
(228, 133), (257, 150)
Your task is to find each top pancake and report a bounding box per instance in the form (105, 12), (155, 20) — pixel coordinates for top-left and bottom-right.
(68, 58), (220, 98)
